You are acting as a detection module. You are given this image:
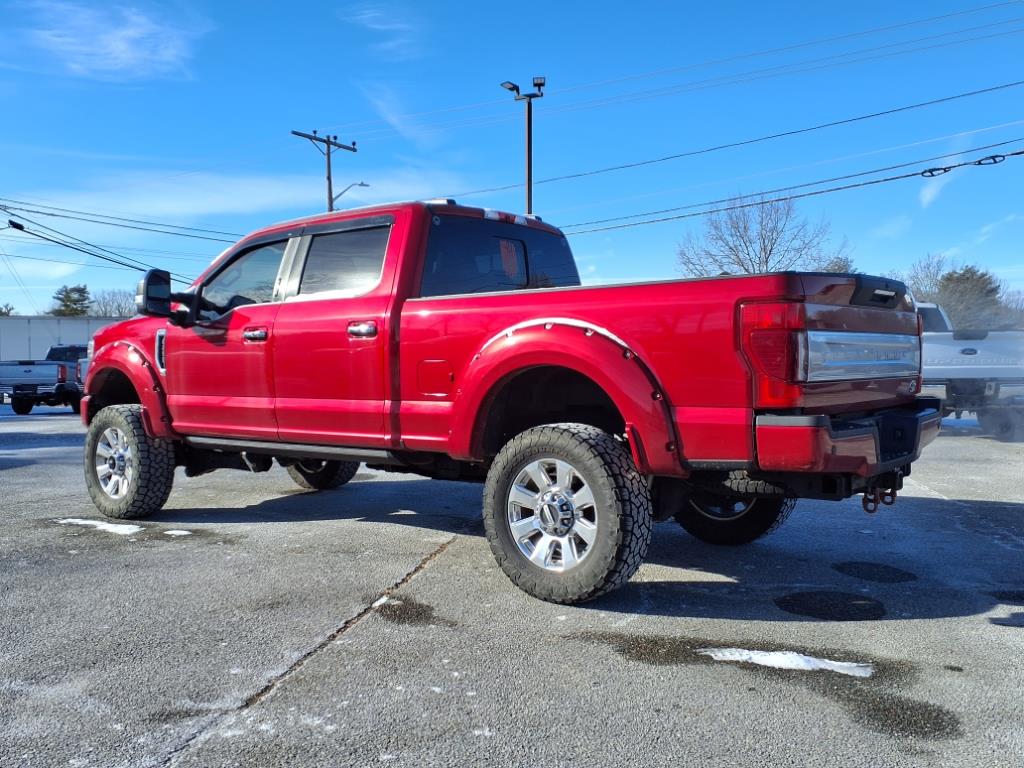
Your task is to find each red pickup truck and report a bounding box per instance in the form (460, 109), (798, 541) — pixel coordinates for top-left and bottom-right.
(82, 200), (940, 603)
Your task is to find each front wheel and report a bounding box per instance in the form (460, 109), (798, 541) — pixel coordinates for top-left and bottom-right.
(286, 460), (360, 490)
(84, 404), (176, 519)
(483, 423), (652, 604)
(674, 495), (794, 545)
(11, 398), (33, 415)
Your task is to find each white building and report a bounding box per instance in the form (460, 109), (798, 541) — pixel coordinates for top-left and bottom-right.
(0, 316), (127, 360)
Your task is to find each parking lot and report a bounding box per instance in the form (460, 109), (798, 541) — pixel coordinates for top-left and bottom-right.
(1, 405), (1022, 767)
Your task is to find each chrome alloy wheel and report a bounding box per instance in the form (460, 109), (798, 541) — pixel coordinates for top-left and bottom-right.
(94, 427), (134, 500)
(506, 458), (599, 572)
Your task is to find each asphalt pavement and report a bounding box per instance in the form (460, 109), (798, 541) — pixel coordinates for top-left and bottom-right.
(1, 405), (1022, 767)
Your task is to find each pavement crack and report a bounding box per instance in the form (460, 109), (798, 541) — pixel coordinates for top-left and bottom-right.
(155, 534), (457, 767)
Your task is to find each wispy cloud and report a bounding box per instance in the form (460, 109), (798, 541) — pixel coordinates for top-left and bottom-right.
(19, 1), (212, 81)
(974, 212), (1021, 244)
(360, 84), (438, 148)
(868, 214), (912, 240)
(343, 2), (423, 61)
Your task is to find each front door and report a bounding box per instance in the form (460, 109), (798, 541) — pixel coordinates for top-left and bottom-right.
(273, 222), (393, 446)
(164, 239), (291, 439)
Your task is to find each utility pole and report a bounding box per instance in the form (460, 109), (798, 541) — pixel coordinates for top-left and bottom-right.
(500, 77), (545, 215)
(290, 130), (357, 212)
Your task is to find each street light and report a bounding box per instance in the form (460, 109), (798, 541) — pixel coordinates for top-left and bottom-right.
(332, 181), (370, 206)
(501, 76), (545, 214)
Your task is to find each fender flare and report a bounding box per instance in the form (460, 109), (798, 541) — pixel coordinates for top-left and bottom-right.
(85, 341), (177, 439)
(449, 318), (683, 475)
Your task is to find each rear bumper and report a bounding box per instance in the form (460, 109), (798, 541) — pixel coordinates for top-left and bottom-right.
(754, 397), (942, 477)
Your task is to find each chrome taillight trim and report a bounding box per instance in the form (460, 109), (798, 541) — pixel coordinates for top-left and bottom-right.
(805, 331), (920, 382)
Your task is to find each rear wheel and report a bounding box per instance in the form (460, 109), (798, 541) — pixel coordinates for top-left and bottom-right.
(70, 397), (82, 415)
(11, 398), (32, 415)
(286, 460), (360, 490)
(84, 404), (176, 519)
(674, 495), (794, 545)
(977, 409), (1023, 442)
(483, 423), (652, 604)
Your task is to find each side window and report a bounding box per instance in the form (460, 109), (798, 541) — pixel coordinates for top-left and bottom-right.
(421, 233), (528, 297)
(199, 241), (287, 321)
(298, 226), (391, 296)
(420, 215), (579, 297)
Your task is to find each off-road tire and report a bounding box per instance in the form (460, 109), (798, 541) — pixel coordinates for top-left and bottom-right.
(84, 404), (175, 519)
(286, 460), (360, 490)
(11, 398), (33, 415)
(674, 495), (793, 545)
(483, 423), (652, 604)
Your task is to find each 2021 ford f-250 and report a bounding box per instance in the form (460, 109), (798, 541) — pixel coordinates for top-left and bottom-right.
(82, 200), (940, 603)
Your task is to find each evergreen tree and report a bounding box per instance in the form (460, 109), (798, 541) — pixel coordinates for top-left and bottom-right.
(49, 285), (92, 316)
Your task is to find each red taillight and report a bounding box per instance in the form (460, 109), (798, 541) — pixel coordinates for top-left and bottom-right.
(740, 302), (807, 407)
(75, 361), (82, 384)
(56, 364), (67, 383)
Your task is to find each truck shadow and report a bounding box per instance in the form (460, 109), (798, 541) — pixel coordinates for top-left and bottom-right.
(148, 475), (485, 536)
(149, 478), (1023, 624)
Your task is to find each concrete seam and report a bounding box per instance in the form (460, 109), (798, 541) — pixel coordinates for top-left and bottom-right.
(156, 534), (458, 767)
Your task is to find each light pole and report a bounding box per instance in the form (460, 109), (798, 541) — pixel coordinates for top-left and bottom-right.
(333, 181), (369, 206)
(501, 76), (545, 215)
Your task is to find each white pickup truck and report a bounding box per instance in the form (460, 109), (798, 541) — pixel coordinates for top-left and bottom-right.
(0, 344), (88, 415)
(919, 303), (1024, 440)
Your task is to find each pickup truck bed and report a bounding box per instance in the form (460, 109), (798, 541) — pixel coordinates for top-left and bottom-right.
(80, 200), (940, 603)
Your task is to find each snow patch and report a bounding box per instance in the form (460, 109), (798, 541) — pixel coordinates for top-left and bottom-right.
(372, 596), (390, 608)
(164, 530), (192, 537)
(472, 727), (494, 737)
(56, 518), (143, 536)
(697, 648), (873, 678)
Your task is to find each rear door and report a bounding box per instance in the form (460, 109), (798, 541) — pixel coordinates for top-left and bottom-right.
(272, 217), (394, 446)
(164, 239), (294, 439)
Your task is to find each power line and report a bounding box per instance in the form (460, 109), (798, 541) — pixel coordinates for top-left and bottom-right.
(542, 118), (1024, 218)
(6, 219), (193, 285)
(0, 235), (213, 261)
(327, 3), (1024, 140)
(451, 78), (1024, 197)
(0, 204), (238, 243)
(560, 138), (1024, 229)
(355, 20), (1024, 145)
(0, 196), (243, 238)
(2, 251), (156, 273)
(565, 149), (1024, 235)
(0, 244), (42, 314)
(552, 1), (1024, 96)
(7, 210), (195, 282)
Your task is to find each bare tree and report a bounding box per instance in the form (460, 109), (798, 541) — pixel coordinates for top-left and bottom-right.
(677, 196), (850, 276)
(0, 302), (14, 316)
(89, 288), (137, 317)
(897, 252), (948, 303)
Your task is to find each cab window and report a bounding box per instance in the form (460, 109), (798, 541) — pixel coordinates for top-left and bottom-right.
(199, 241), (287, 321)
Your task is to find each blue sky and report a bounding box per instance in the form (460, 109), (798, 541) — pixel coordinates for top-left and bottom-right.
(1, 0), (1022, 313)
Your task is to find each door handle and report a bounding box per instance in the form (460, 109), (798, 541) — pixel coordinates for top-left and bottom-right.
(242, 327), (269, 342)
(348, 320), (378, 338)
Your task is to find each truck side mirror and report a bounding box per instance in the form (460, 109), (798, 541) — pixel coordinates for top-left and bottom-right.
(136, 269), (172, 317)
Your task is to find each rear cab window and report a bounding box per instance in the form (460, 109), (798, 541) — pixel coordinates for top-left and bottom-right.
(420, 215), (580, 298)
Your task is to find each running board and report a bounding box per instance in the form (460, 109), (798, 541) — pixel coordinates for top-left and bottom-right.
(183, 436), (402, 465)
